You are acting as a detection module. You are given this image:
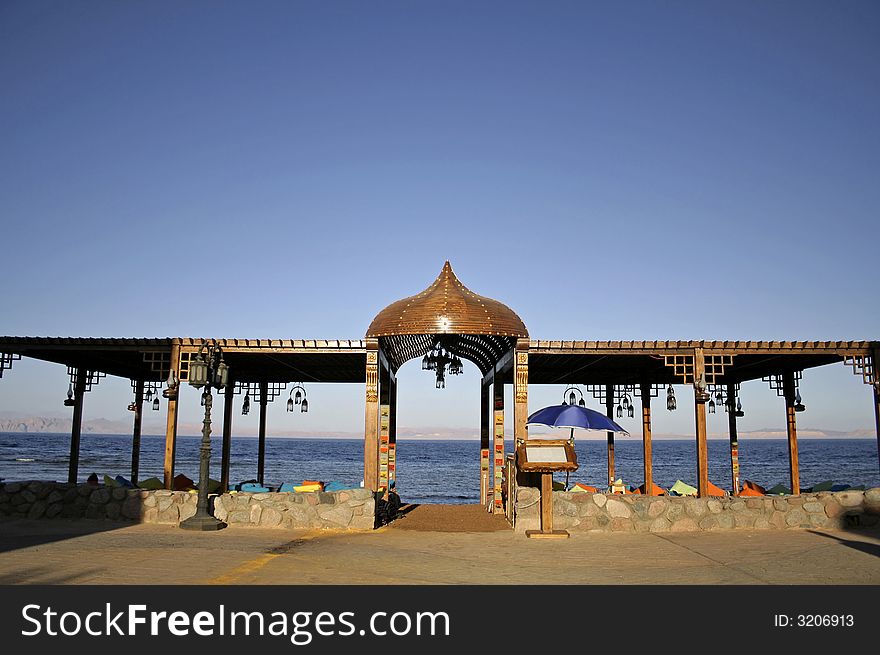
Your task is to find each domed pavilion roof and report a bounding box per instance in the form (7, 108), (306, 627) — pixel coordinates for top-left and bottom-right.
(366, 261), (528, 339)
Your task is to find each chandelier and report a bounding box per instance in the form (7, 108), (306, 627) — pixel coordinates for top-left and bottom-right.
(421, 339), (464, 388)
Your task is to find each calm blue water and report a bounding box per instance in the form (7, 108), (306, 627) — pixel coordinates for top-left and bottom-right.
(0, 432), (877, 504)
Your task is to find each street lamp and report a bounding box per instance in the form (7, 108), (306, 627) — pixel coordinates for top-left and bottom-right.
(180, 340), (229, 532)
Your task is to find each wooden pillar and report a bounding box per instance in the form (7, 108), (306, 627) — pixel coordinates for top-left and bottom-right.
(694, 350), (709, 497)
(363, 341), (380, 491)
(640, 381), (652, 494)
(220, 376), (234, 492)
(492, 372), (505, 514)
(130, 379), (144, 485)
(480, 380), (491, 507)
(67, 367), (87, 484)
(605, 383), (615, 488)
(257, 380), (268, 485)
(727, 382), (741, 496)
(874, 383), (880, 477)
(388, 372), (397, 491)
(514, 340), (529, 442)
(163, 340), (181, 489)
(783, 371), (800, 494)
(378, 362), (391, 494)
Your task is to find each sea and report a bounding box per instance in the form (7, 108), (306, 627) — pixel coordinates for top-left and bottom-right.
(0, 432), (877, 504)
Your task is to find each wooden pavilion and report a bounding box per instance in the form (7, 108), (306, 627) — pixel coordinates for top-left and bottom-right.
(1, 261), (878, 512)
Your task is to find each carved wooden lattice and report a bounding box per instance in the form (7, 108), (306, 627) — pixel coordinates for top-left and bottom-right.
(515, 352), (528, 403)
(762, 371), (801, 397)
(661, 354), (733, 384)
(67, 367), (105, 392)
(0, 353), (20, 378)
(253, 383), (288, 403)
(130, 379), (162, 397)
(587, 384), (635, 404)
(634, 383), (663, 398)
(142, 351), (171, 378)
(843, 354), (875, 386)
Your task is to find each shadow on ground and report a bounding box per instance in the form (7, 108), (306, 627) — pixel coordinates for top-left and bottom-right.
(808, 527), (880, 559)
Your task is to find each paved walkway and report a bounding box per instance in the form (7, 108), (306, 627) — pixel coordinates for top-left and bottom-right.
(0, 518), (878, 585)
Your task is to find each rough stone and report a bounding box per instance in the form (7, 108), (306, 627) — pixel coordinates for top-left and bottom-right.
(716, 513), (735, 529)
(734, 513), (756, 528)
(665, 503), (684, 522)
(808, 513), (828, 528)
(90, 489), (111, 505)
(46, 491), (63, 504)
(649, 517), (671, 532)
(707, 499), (723, 514)
(121, 497), (142, 520)
(36, 484), (51, 499)
(350, 515), (376, 530)
(27, 500), (47, 519)
(824, 501), (845, 518)
(685, 499), (708, 518)
(157, 505), (180, 523)
(85, 505), (104, 519)
(745, 498), (764, 510)
(178, 503), (197, 521)
(670, 518), (698, 532)
(142, 496), (157, 508)
(605, 498), (631, 519)
(785, 510), (808, 527)
(11, 495), (26, 506)
(769, 512), (787, 530)
(112, 487), (128, 501)
(157, 497), (174, 513)
(864, 487), (880, 503)
(4, 483), (21, 493)
(22, 490), (37, 503)
(78, 485), (93, 497)
(317, 504), (354, 527)
(647, 499), (668, 518)
(836, 491), (864, 508)
(105, 503), (121, 520)
(45, 503), (62, 518)
(698, 515), (718, 530)
(555, 500), (578, 517)
(611, 517), (635, 532)
(227, 510), (249, 524)
(773, 497), (788, 511)
(754, 517), (771, 530)
(803, 501), (823, 514)
(592, 494), (607, 508)
(317, 492), (336, 505)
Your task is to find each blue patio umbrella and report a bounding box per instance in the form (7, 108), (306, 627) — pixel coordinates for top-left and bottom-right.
(526, 403), (628, 439)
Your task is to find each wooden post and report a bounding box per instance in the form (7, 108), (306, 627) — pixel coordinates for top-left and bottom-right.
(220, 375), (234, 492)
(378, 362), (391, 494)
(492, 372), (505, 514)
(727, 382), (741, 496)
(640, 381), (652, 494)
(875, 383), (880, 477)
(388, 372), (397, 491)
(163, 340), (181, 489)
(67, 367), (87, 484)
(605, 383), (615, 488)
(694, 349), (709, 497)
(257, 380), (268, 485)
(130, 379), (144, 485)
(363, 341), (380, 491)
(540, 472), (553, 531)
(783, 371), (800, 494)
(480, 380), (491, 507)
(513, 340), (529, 442)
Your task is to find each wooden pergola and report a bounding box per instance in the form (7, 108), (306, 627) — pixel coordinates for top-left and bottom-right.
(1, 262), (878, 510)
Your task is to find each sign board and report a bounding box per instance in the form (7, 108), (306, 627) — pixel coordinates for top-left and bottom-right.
(516, 439), (578, 473)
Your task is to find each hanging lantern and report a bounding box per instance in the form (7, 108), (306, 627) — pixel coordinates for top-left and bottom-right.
(242, 389), (251, 415)
(616, 404), (623, 419)
(301, 398), (309, 413)
(287, 397), (294, 412)
(708, 398), (716, 414)
(145, 388), (153, 402)
(578, 397), (585, 408)
(794, 389), (805, 412)
(200, 391), (207, 407)
(666, 385), (677, 411)
(294, 389), (302, 404)
(627, 405), (634, 418)
(622, 395), (630, 411)
(569, 391), (576, 405)
(153, 397), (160, 411)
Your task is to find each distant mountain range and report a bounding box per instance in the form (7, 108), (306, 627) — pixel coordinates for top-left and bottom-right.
(0, 415), (874, 440)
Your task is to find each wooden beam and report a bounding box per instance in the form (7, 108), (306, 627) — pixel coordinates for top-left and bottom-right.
(363, 341), (380, 492)
(67, 367), (87, 484)
(640, 381), (652, 495)
(258, 380), (268, 485)
(694, 350), (709, 497)
(379, 361), (391, 494)
(163, 340), (181, 489)
(874, 349), (880, 478)
(388, 374), (397, 491)
(727, 382), (740, 496)
(131, 379), (144, 485)
(513, 339), (529, 442)
(220, 375), (234, 492)
(605, 383), (615, 488)
(783, 371), (800, 494)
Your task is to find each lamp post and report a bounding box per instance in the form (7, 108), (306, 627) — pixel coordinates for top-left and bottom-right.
(180, 340), (229, 531)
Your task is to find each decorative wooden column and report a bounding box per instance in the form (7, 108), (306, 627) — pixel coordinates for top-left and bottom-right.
(163, 339), (181, 489)
(257, 380), (268, 485)
(726, 382), (741, 496)
(363, 340), (380, 492)
(378, 361), (391, 493)
(130, 379), (144, 485)
(513, 340), (529, 442)
(694, 350), (709, 498)
(388, 372), (397, 491)
(640, 381), (652, 494)
(492, 372), (505, 514)
(782, 371), (800, 494)
(480, 380), (491, 507)
(67, 367), (87, 484)
(220, 376), (235, 492)
(875, 381), (880, 477)
(605, 383), (615, 488)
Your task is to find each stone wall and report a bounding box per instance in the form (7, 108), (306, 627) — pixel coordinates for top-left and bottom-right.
(513, 486), (880, 533)
(0, 481), (377, 530)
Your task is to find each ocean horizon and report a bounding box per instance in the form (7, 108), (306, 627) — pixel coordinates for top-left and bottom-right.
(1, 432), (877, 504)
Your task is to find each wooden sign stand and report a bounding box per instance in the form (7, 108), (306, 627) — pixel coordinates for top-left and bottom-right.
(515, 439), (578, 539)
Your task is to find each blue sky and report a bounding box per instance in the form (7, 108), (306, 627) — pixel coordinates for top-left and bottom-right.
(1, 1), (878, 438)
